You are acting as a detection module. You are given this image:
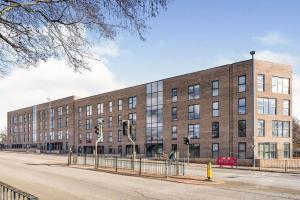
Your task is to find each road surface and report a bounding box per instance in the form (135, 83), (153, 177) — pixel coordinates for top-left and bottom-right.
(0, 151), (299, 200)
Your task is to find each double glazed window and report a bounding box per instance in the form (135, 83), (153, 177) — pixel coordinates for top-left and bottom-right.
(109, 102), (113, 113)
(258, 143), (277, 159)
(212, 80), (219, 96)
(97, 103), (103, 114)
(86, 105), (92, 116)
(212, 122), (219, 138)
(257, 74), (265, 92)
(272, 77), (290, 94)
(272, 121), (290, 137)
(86, 119), (92, 130)
(171, 126), (177, 140)
(257, 98), (276, 115)
(172, 88), (177, 102)
(172, 107), (177, 121)
(128, 113), (136, 125)
(238, 120), (246, 137)
(86, 132), (92, 143)
(238, 143), (246, 159)
(58, 107), (63, 116)
(238, 98), (246, 115)
(284, 143), (290, 158)
(257, 120), (265, 137)
(212, 143), (219, 158)
(188, 105), (200, 120)
(118, 99), (123, 111)
(283, 100), (290, 116)
(238, 75), (246, 92)
(212, 102), (219, 117)
(188, 124), (200, 139)
(128, 96), (137, 109)
(188, 84), (200, 100)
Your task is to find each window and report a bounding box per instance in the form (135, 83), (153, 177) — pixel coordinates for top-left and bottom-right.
(188, 105), (200, 120)
(66, 117), (69, 127)
(97, 103), (103, 114)
(172, 107), (177, 121)
(86, 119), (92, 130)
(257, 98), (276, 115)
(108, 116), (112, 128)
(79, 133), (82, 144)
(66, 130), (69, 140)
(66, 105), (69, 115)
(171, 144), (177, 151)
(86, 105), (92, 116)
(188, 84), (200, 100)
(283, 100), (290, 116)
(238, 75), (246, 92)
(97, 117), (104, 125)
(188, 124), (200, 139)
(172, 88), (177, 102)
(257, 120), (265, 137)
(50, 131), (55, 141)
(50, 119), (54, 129)
(238, 143), (246, 159)
(257, 74), (265, 92)
(212, 122), (219, 138)
(238, 98), (246, 115)
(212, 102), (219, 117)
(128, 113), (136, 125)
(86, 132), (92, 143)
(109, 131), (112, 142)
(171, 126), (177, 140)
(258, 143), (277, 159)
(118, 99), (123, 111)
(57, 118), (62, 128)
(272, 77), (290, 94)
(272, 121), (290, 137)
(118, 115), (122, 127)
(189, 144), (200, 158)
(57, 131), (63, 140)
(212, 80), (219, 96)
(58, 107), (62, 116)
(128, 96), (137, 109)
(118, 130), (122, 142)
(50, 108), (54, 118)
(284, 143), (290, 159)
(212, 143), (219, 158)
(109, 101), (113, 113)
(78, 107), (82, 118)
(238, 120), (246, 137)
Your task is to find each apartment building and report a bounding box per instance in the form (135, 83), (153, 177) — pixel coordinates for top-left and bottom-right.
(6, 59), (293, 160)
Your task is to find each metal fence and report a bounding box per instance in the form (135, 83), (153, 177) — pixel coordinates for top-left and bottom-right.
(0, 181), (38, 200)
(259, 159), (300, 173)
(70, 154), (185, 177)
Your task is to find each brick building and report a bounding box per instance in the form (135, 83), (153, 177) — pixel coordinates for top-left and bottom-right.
(6, 59), (293, 160)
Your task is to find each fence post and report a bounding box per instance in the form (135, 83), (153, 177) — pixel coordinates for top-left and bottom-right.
(115, 157), (118, 172)
(285, 160), (287, 172)
(84, 153), (87, 165)
(176, 160), (179, 176)
(139, 158), (142, 175)
(183, 159), (185, 176)
(165, 160), (168, 178)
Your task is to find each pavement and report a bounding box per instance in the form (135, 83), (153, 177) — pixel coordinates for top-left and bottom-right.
(0, 151), (300, 200)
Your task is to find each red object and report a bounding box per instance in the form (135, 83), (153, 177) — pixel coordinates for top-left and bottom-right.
(216, 157), (237, 168)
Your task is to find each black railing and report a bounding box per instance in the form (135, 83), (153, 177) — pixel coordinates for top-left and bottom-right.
(0, 181), (38, 200)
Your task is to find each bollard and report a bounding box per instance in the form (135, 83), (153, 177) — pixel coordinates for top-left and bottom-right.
(207, 162), (213, 181)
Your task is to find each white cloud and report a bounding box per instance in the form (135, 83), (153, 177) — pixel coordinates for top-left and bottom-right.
(293, 75), (300, 119)
(253, 50), (299, 66)
(0, 44), (126, 130)
(254, 32), (288, 45)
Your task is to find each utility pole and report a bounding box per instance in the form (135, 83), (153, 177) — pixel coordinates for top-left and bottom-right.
(95, 119), (104, 169)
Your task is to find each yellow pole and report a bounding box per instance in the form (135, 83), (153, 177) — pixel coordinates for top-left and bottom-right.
(207, 162), (213, 181)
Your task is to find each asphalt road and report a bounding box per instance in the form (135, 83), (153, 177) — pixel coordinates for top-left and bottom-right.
(0, 151), (299, 200)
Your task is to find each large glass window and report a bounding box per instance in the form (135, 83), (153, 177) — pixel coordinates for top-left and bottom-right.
(212, 143), (219, 158)
(257, 120), (265, 137)
(257, 74), (265, 92)
(238, 98), (246, 115)
(188, 84), (200, 100)
(212, 80), (219, 96)
(188, 105), (200, 120)
(238, 143), (246, 159)
(129, 96), (137, 109)
(238, 75), (246, 92)
(212, 101), (219, 117)
(272, 77), (290, 94)
(212, 122), (219, 138)
(171, 126), (177, 140)
(258, 143), (277, 159)
(172, 88), (177, 102)
(238, 120), (246, 137)
(283, 100), (290, 116)
(272, 121), (290, 137)
(188, 124), (200, 139)
(146, 81), (163, 142)
(257, 98), (276, 115)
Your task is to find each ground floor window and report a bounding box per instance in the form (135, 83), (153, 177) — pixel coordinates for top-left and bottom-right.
(238, 143), (246, 159)
(258, 143), (277, 159)
(189, 144), (200, 158)
(171, 144), (177, 152)
(212, 143), (219, 158)
(284, 143), (290, 159)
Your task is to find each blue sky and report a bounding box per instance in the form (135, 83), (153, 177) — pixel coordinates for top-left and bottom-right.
(1, 0), (300, 129)
(100, 0), (300, 85)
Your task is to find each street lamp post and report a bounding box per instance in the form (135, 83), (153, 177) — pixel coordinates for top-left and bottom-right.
(250, 51), (256, 168)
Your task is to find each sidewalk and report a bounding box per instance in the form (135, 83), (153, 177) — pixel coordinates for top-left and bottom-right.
(68, 164), (224, 185)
